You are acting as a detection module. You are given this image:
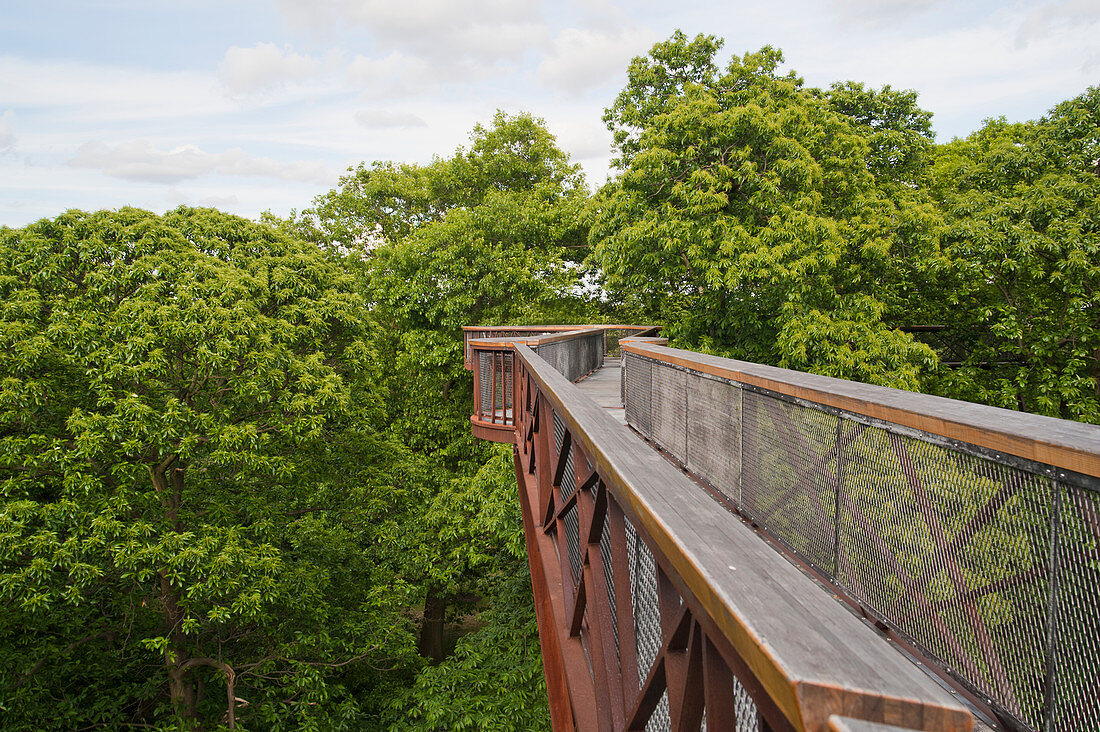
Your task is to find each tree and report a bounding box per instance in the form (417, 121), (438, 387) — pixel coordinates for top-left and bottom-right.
(289, 111), (590, 262)
(926, 87), (1100, 421)
(0, 207), (423, 729)
(591, 33), (935, 388)
(384, 447), (549, 731)
(284, 113), (588, 726)
(359, 113), (594, 680)
(817, 81), (935, 188)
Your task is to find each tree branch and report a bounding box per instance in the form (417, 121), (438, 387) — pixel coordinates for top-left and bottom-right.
(179, 657), (237, 730)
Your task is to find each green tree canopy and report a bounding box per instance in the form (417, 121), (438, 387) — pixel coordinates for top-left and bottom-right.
(927, 87), (1100, 421)
(591, 33), (936, 388)
(0, 207), (424, 729)
(281, 113), (591, 727)
(290, 111), (590, 260)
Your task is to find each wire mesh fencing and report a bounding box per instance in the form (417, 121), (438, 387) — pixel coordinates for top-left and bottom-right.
(530, 383), (769, 731)
(623, 349), (1100, 732)
(535, 330), (604, 382)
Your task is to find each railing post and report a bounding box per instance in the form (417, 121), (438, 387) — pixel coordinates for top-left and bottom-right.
(1042, 486), (1064, 732)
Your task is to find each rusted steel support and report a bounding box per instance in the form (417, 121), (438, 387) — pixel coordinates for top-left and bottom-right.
(513, 447), (575, 731)
(516, 392), (600, 729)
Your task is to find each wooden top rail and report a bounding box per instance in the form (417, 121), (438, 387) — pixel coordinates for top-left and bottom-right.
(463, 324), (658, 335)
(463, 325), (659, 368)
(467, 327), (606, 350)
(623, 340), (1100, 480)
(515, 343), (972, 732)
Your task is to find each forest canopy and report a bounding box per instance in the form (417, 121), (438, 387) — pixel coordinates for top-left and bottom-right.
(1, 30), (1098, 730)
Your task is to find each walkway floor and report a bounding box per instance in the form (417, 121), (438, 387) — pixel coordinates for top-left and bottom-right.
(575, 357), (626, 425)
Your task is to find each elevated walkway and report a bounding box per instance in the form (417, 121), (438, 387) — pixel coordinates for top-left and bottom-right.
(465, 326), (1100, 732)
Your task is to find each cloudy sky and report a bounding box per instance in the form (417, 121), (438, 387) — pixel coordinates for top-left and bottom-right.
(1, 0), (1097, 228)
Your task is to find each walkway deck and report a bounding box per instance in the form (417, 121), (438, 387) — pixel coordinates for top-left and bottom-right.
(575, 357), (626, 424)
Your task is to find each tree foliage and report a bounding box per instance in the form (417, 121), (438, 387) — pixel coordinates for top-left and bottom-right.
(592, 33), (935, 388)
(926, 87), (1100, 421)
(285, 112), (592, 728)
(0, 207), (425, 729)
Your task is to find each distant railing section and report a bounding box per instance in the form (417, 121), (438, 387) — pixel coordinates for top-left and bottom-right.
(621, 341), (1100, 732)
(468, 326), (657, 443)
(463, 325), (658, 370)
(506, 340), (970, 732)
(531, 328), (605, 383)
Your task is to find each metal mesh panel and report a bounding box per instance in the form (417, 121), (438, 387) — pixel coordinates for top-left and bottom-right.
(625, 354), (652, 436)
(535, 340), (565, 377)
(535, 332), (604, 382)
(552, 408), (581, 581)
(685, 375), (742, 504)
(501, 352), (512, 416)
(834, 421), (1057, 730)
(553, 410), (565, 454)
(562, 446), (580, 582)
(1050, 483), (1100, 731)
(626, 517), (661, 689)
(646, 690), (671, 732)
(740, 390), (840, 575)
(620, 355), (626, 406)
(564, 501), (581, 583)
(599, 505), (619, 652)
(733, 675), (759, 732)
(650, 364), (687, 458)
(478, 351), (492, 419)
(560, 443), (576, 501)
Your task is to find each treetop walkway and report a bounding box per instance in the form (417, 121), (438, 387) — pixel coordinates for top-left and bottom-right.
(464, 325), (1100, 732)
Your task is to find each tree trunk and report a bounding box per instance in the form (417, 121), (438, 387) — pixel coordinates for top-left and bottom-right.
(418, 586), (447, 663)
(152, 458), (198, 723)
(161, 571), (198, 723)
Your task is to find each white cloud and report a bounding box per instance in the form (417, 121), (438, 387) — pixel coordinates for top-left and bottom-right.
(219, 42), (323, 93)
(826, 0), (945, 25)
(1017, 0), (1100, 46)
(71, 141), (212, 183)
(798, 8), (1099, 138)
(69, 140), (334, 185)
(345, 51), (492, 97)
(0, 110), (14, 150)
(446, 21), (550, 63)
(537, 27), (656, 95)
(346, 51), (434, 94)
(0, 56), (234, 123)
(197, 193), (241, 207)
(277, 0), (547, 62)
(354, 109), (428, 129)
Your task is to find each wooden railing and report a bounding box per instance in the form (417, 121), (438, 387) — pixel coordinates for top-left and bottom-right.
(470, 326), (977, 732)
(468, 327), (657, 442)
(619, 340), (1100, 732)
(463, 325), (659, 371)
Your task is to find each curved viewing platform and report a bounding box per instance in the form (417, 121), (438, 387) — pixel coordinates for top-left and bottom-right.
(466, 325), (1100, 732)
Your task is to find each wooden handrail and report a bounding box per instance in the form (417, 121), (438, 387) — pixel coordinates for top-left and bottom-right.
(468, 327), (605, 350)
(464, 325), (659, 369)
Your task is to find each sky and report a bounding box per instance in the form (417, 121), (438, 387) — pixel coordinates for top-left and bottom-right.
(0, 0), (1097, 228)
